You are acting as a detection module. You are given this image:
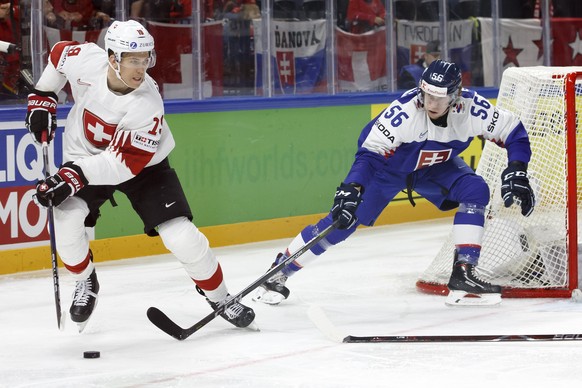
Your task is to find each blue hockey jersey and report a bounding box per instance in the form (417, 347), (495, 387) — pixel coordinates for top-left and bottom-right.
(344, 88), (531, 188)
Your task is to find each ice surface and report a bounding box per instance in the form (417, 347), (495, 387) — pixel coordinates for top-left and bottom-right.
(1, 219), (582, 387)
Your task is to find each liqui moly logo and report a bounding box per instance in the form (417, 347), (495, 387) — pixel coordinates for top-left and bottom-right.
(0, 127), (63, 246)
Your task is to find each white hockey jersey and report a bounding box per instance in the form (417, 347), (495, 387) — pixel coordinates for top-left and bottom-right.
(35, 41), (175, 186)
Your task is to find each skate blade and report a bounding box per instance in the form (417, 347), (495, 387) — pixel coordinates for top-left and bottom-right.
(58, 312), (67, 332)
(445, 290), (502, 307)
(245, 320), (260, 331)
(76, 320), (89, 333)
(73, 299), (98, 333)
(252, 287), (285, 305)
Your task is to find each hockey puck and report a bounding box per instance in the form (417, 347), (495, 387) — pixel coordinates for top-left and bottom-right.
(83, 351), (100, 359)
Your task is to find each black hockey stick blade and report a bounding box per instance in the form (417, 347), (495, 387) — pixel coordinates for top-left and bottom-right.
(343, 334), (582, 343)
(146, 307), (188, 340)
(148, 220), (340, 340)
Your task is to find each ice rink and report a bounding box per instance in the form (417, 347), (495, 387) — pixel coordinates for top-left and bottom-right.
(2, 218), (582, 387)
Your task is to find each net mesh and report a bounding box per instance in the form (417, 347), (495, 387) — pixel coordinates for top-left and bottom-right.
(418, 67), (582, 294)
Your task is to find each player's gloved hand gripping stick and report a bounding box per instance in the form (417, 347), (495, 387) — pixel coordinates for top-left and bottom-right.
(147, 220), (340, 340)
(331, 182), (362, 229)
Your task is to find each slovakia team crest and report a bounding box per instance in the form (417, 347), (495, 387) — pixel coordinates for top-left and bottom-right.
(276, 51), (296, 92)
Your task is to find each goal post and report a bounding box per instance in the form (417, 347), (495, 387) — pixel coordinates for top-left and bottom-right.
(417, 66), (582, 298)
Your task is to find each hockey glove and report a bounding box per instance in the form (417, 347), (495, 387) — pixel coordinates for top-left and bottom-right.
(26, 89), (58, 144)
(35, 162), (88, 208)
(331, 182), (362, 229)
(500, 161), (535, 217)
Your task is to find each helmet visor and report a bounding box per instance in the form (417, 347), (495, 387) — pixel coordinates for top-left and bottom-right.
(119, 51), (156, 69)
(422, 91), (453, 110)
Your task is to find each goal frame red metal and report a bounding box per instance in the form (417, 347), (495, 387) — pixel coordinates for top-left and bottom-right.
(416, 71), (582, 298)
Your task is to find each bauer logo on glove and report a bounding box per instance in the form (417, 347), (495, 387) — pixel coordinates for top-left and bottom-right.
(25, 89), (59, 144)
(34, 162), (88, 208)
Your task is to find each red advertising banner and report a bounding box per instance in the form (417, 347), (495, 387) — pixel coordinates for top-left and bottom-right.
(0, 186), (49, 245)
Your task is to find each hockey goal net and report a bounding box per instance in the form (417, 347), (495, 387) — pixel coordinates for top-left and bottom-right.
(417, 66), (582, 298)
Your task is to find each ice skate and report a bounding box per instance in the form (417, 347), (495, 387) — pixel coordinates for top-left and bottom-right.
(197, 286), (257, 330)
(252, 253), (291, 305)
(69, 269), (100, 332)
(446, 254), (502, 307)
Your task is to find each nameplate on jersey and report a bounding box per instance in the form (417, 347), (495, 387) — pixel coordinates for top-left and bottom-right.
(131, 132), (160, 153)
(415, 149), (452, 170)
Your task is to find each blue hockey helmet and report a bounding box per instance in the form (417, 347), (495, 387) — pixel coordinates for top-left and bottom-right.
(418, 59), (462, 106)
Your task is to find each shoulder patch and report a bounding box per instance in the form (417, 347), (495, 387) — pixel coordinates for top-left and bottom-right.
(131, 131), (160, 153)
(50, 41), (81, 69)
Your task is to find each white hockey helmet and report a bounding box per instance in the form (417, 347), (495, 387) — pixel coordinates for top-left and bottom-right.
(105, 20), (156, 68)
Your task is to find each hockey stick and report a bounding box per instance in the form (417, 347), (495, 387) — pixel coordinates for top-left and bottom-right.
(343, 334), (582, 343)
(41, 132), (65, 331)
(308, 299), (582, 344)
(147, 220), (340, 340)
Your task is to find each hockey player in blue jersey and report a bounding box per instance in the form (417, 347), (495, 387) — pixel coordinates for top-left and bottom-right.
(253, 59), (535, 306)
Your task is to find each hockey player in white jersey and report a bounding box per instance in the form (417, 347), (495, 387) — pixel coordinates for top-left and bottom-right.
(253, 60), (535, 307)
(26, 20), (255, 331)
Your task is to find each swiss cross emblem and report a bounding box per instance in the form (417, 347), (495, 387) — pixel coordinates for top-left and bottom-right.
(415, 149), (452, 170)
(276, 51), (295, 88)
(82, 109), (118, 148)
(410, 44), (426, 63)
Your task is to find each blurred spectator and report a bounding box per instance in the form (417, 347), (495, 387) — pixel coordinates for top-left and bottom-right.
(417, 0), (438, 21)
(273, 0), (301, 19)
(0, 0), (22, 99)
(337, 0), (349, 28)
(397, 39), (441, 90)
(241, 0), (260, 19)
(479, 0), (535, 18)
(44, 0), (58, 27)
(129, 0), (144, 20)
(303, 0), (325, 19)
(206, 0), (227, 20)
(450, 0), (480, 19)
(53, 0), (111, 30)
(394, 0), (416, 20)
(552, 0), (582, 17)
(532, 0), (552, 18)
(130, 0), (192, 23)
(224, 0), (242, 14)
(93, 0), (115, 19)
(222, 0), (257, 95)
(345, 0), (385, 34)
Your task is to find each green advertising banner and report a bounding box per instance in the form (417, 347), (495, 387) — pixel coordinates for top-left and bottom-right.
(95, 105), (369, 239)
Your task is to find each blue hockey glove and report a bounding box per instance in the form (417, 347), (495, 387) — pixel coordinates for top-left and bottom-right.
(501, 161), (535, 217)
(331, 182), (362, 229)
